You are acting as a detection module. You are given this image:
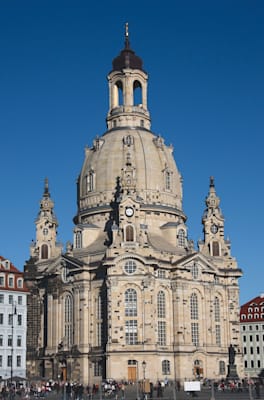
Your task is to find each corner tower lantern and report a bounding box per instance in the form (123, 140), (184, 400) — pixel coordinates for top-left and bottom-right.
(107, 23), (151, 131)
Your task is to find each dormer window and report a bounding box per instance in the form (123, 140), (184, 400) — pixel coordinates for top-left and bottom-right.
(86, 170), (95, 193)
(74, 231), (82, 249)
(3, 260), (10, 270)
(8, 276), (14, 287)
(192, 263), (199, 279)
(17, 278), (23, 288)
(177, 229), (185, 247)
(164, 169), (173, 191)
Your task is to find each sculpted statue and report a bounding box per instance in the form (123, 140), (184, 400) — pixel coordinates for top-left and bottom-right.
(228, 344), (236, 365)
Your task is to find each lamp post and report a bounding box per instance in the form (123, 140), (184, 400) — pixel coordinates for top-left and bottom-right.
(142, 361), (146, 400)
(248, 376), (253, 400)
(210, 379), (215, 400)
(10, 302), (17, 400)
(136, 361), (139, 400)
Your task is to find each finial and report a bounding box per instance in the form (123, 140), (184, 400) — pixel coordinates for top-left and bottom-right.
(124, 22), (130, 49)
(44, 177), (50, 197)
(210, 176), (215, 188)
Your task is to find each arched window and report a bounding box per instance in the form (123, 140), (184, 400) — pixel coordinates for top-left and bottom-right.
(192, 263), (199, 279)
(96, 294), (102, 346)
(133, 80), (142, 106)
(125, 289), (137, 317)
(219, 360), (225, 375)
(212, 241), (220, 256)
(178, 229), (185, 247)
(157, 291), (166, 318)
(64, 295), (73, 348)
(125, 225), (134, 242)
(162, 360), (170, 375)
(41, 244), (48, 259)
(165, 171), (171, 190)
(157, 291), (166, 346)
(190, 293), (198, 320)
(74, 231), (82, 249)
(214, 297), (220, 322)
(86, 171), (95, 193)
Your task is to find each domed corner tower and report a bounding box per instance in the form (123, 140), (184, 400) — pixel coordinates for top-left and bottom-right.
(74, 25), (187, 256)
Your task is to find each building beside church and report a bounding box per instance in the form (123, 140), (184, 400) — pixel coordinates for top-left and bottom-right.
(0, 256), (28, 381)
(24, 28), (243, 385)
(240, 294), (264, 377)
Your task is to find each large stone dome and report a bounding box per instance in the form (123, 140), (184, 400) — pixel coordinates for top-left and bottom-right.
(76, 128), (183, 224)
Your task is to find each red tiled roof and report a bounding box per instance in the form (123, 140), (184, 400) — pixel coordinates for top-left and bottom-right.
(240, 294), (264, 323)
(0, 255), (29, 293)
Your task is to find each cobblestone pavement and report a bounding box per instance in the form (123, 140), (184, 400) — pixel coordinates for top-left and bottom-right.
(41, 384), (263, 400)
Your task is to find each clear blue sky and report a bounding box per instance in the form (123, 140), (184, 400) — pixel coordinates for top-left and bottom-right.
(0, 1), (263, 305)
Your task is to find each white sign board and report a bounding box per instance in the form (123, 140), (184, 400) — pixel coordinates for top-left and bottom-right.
(184, 381), (201, 392)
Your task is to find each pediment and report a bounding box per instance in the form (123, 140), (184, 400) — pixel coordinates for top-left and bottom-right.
(173, 252), (218, 274)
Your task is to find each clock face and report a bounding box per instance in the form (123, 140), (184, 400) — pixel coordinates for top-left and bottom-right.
(125, 207), (134, 217)
(211, 224), (218, 234)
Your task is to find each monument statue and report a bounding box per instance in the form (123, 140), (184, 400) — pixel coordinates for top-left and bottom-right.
(228, 344), (236, 365)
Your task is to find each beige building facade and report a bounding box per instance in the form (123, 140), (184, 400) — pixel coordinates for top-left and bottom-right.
(24, 28), (243, 385)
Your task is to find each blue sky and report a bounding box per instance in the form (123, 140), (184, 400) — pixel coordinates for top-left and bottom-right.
(0, 1), (263, 305)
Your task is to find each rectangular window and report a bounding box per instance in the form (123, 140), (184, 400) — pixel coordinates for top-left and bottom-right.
(219, 361), (225, 375)
(257, 346), (260, 354)
(258, 360), (261, 368)
(250, 335), (253, 342)
(191, 323), (199, 346)
(256, 334), (259, 341)
(17, 336), (22, 347)
(17, 356), (21, 367)
(0, 276), (4, 286)
(9, 295), (13, 304)
(0, 355), (2, 367)
(8, 314), (13, 325)
(162, 360), (170, 375)
(125, 320), (138, 345)
(0, 294), (4, 303)
(0, 314), (3, 324)
(0, 335), (3, 346)
(18, 296), (23, 305)
(7, 355), (12, 367)
(8, 276), (14, 287)
(8, 335), (12, 347)
(251, 360), (254, 368)
(17, 314), (22, 326)
(94, 361), (102, 377)
(158, 321), (166, 346)
(243, 335), (246, 342)
(216, 325), (221, 346)
(244, 347), (247, 355)
(17, 279), (23, 288)
(250, 347), (253, 354)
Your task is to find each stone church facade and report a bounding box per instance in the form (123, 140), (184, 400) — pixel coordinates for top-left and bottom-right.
(24, 28), (243, 385)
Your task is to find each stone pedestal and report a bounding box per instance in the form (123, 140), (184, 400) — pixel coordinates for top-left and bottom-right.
(227, 364), (239, 380)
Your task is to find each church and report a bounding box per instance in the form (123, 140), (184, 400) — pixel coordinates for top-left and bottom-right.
(24, 27), (243, 385)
